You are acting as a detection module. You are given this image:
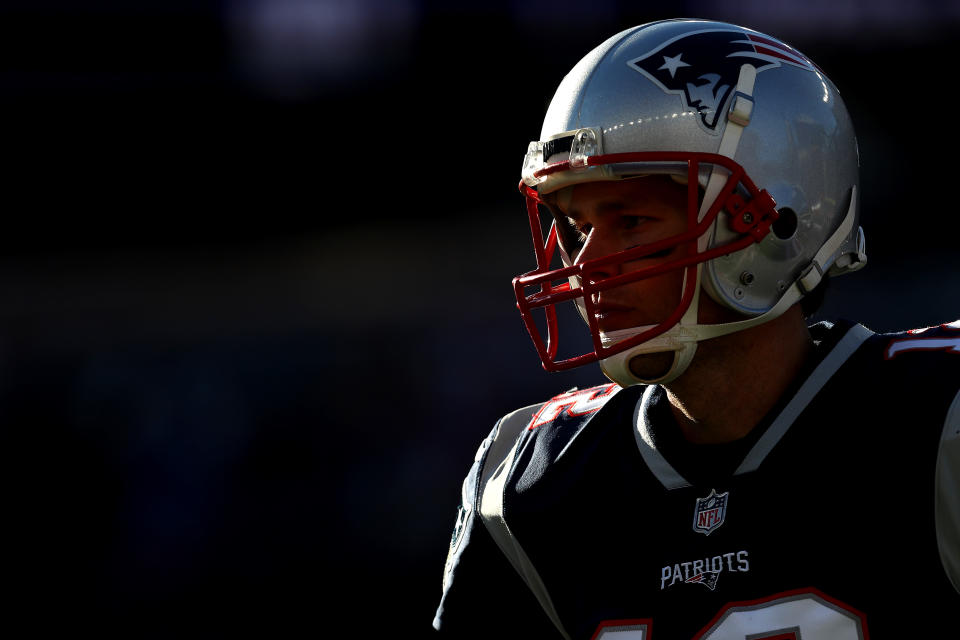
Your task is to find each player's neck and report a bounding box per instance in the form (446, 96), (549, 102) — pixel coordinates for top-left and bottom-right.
(662, 307), (814, 445)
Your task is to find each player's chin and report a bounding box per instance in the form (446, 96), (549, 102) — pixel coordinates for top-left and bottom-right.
(627, 351), (675, 380)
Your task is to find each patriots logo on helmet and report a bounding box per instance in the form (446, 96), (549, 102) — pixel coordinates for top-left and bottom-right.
(628, 29), (816, 132)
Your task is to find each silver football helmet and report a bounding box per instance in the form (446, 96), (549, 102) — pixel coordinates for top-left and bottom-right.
(514, 19), (867, 386)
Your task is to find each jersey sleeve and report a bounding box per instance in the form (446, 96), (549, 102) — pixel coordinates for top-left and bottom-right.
(936, 386), (960, 593)
(433, 408), (562, 639)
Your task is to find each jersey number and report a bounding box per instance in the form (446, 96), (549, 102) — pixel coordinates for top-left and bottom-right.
(528, 384), (618, 429)
(592, 590), (866, 640)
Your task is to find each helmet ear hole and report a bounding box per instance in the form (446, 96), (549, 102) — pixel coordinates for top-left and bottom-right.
(772, 207), (798, 240)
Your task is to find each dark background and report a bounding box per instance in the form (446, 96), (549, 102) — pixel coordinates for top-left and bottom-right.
(1, 0), (958, 636)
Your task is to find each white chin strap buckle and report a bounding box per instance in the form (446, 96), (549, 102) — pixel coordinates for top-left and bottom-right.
(598, 326), (699, 386)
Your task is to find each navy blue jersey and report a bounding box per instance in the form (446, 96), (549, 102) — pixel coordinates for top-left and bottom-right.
(434, 320), (960, 639)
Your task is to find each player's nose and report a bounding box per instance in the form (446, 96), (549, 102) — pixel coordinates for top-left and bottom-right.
(575, 228), (622, 282)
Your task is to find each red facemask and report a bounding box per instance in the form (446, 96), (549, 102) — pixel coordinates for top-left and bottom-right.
(513, 151), (779, 372)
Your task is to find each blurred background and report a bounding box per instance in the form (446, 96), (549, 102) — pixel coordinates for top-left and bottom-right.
(1, 0), (958, 636)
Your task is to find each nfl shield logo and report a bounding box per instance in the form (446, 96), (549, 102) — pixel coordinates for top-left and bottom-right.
(693, 489), (728, 535)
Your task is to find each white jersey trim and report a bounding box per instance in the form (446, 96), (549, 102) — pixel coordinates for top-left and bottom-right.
(634, 385), (691, 489)
(634, 323), (873, 489)
(735, 323), (874, 474)
(935, 386), (960, 594)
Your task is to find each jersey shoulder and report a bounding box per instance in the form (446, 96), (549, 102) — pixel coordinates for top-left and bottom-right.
(436, 383), (626, 636)
(474, 383), (625, 491)
(824, 319), (960, 384)
(830, 319), (960, 429)
(443, 382), (623, 557)
(844, 320), (960, 593)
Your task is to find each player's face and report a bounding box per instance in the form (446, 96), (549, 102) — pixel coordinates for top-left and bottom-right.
(549, 176), (690, 334)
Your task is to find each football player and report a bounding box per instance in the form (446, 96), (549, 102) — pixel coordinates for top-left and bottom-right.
(434, 19), (960, 639)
